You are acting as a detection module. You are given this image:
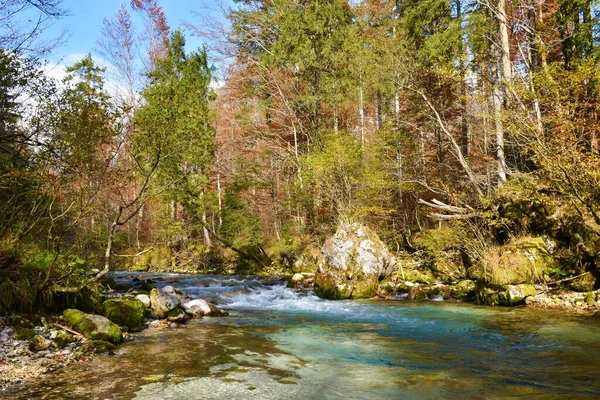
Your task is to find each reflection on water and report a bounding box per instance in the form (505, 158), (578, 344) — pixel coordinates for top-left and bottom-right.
(11, 273), (600, 399)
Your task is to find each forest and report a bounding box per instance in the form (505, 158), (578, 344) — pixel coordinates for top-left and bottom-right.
(1, 0), (600, 312)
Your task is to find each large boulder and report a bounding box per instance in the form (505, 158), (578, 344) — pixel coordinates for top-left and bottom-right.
(63, 309), (123, 343)
(470, 236), (555, 285)
(149, 288), (181, 318)
(315, 222), (395, 300)
(102, 297), (146, 332)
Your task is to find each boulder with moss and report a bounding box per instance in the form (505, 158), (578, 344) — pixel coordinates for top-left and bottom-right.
(470, 236), (555, 286)
(52, 331), (74, 349)
(102, 297), (146, 332)
(63, 309), (123, 343)
(314, 221), (395, 300)
(449, 280), (476, 300)
(476, 282), (537, 306)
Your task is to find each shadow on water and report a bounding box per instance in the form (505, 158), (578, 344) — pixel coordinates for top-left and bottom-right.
(11, 273), (600, 399)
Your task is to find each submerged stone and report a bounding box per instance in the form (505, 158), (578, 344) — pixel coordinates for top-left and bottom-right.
(79, 340), (117, 354)
(63, 309), (123, 343)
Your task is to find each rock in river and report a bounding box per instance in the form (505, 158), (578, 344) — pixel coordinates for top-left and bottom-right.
(149, 288), (181, 319)
(63, 309), (123, 344)
(315, 221), (395, 300)
(102, 297), (146, 332)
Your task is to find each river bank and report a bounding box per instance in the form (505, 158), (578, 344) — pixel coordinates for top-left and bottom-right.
(2, 270), (599, 397)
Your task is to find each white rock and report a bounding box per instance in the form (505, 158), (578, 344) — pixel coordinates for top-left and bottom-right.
(292, 273), (304, 282)
(135, 294), (151, 308)
(182, 299), (212, 318)
(163, 285), (175, 294)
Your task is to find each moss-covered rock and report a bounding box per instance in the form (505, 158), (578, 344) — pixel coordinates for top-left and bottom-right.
(13, 327), (36, 340)
(29, 335), (51, 352)
(570, 273), (596, 292)
(52, 331), (74, 349)
(475, 282), (537, 306)
(450, 280), (476, 300)
(102, 298), (146, 332)
(315, 221), (395, 300)
(63, 309), (123, 343)
(166, 308), (189, 323)
(471, 237), (555, 285)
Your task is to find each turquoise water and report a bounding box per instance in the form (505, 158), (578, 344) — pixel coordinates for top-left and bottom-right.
(14, 273), (600, 399)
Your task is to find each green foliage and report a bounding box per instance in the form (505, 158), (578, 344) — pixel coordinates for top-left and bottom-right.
(304, 132), (364, 220)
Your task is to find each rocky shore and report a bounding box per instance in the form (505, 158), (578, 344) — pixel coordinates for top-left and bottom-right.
(0, 279), (229, 395)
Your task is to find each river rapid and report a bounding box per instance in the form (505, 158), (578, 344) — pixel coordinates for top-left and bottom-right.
(14, 272), (600, 399)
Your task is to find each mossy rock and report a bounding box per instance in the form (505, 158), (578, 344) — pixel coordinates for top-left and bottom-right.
(314, 273), (342, 300)
(585, 292), (595, 304)
(102, 298), (146, 332)
(52, 332), (74, 349)
(471, 237), (555, 285)
(63, 309), (123, 344)
(166, 308), (189, 323)
(79, 340), (116, 354)
(570, 273), (596, 292)
(476, 282), (536, 306)
(13, 327), (36, 341)
(29, 335), (51, 352)
(450, 280), (476, 300)
(351, 279), (379, 299)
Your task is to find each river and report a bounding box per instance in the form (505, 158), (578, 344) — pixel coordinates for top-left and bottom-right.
(14, 272), (600, 399)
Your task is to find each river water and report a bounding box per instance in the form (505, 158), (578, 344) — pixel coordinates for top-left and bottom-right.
(16, 273), (600, 399)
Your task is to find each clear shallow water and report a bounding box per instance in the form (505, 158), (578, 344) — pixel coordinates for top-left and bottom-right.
(14, 272), (600, 399)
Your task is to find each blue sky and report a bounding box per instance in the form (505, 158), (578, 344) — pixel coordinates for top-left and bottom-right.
(42, 0), (232, 68)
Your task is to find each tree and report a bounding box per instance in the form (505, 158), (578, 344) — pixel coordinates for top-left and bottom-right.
(0, 0), (67, 56)
(134, 30), (215, 246)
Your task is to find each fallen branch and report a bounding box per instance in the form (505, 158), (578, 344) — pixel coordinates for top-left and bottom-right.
(547, 271), (591, 286)
(429, 213), (478, 220)
(114, 247), (154, 258)
(53, 323), (87, 340)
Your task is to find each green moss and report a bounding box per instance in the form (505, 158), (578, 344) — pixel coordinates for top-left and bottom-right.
(102, 298), (145, 332)
(570, 273), (596, 292)
(585, 292), (595, 304)
(314, 274), (341, 300)
(52, 332), (74, 349)
(473, 236), (555, 285)
(351, 279), (378, 299)
(166, 308), (188, 322)
(6, 315), (34, 328)
(63, 309), (123, 343)
(450, 280), (476, 300)
(28, 335), (50, 351)
(13, 327), (36, 340)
